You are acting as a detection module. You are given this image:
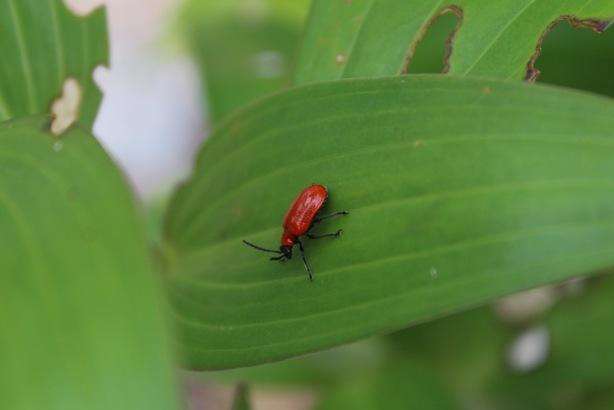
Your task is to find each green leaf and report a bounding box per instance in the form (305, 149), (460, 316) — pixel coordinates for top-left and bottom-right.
(295, 0), (613, 84)
(163, 75), (614, 369)
(0, 117), (180, 409)
(0, 0), (108, 127)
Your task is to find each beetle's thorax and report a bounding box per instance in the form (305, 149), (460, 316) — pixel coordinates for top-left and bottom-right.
(281, 231), (295, 247)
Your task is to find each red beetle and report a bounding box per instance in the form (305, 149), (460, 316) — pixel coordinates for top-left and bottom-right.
(243, 184), (348, 281)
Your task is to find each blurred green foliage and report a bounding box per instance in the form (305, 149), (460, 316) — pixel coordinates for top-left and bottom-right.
(180, 0), (310, 124)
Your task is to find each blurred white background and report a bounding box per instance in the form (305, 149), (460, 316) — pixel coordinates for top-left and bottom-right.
(68, 0), (205, 200)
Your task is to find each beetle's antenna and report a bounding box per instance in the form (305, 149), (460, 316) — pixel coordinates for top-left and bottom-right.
(243, 240), (281, 254)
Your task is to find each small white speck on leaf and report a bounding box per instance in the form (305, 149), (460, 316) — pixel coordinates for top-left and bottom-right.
(335, 53), (346, 65)
(52, 141), (63, 152)
(430, 267), (438, 278)
(51, 78), (82, 136)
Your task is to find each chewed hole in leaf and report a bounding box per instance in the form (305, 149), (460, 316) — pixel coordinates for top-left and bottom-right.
(531, 18), (614, 98)
(62, 0), (104, 16)
(51, 78), (82, 136)
(402, 6), (462, 75)
(92, 65), (110, 92)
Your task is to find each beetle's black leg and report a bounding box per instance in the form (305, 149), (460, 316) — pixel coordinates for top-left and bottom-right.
(270, 255), (285, 261)
(312, 210), (349, 224)
(296, 239), (313, 281)
(307, 229), (342, 239)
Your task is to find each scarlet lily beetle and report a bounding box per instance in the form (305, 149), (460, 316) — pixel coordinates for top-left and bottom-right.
(243, 184), (348, 281)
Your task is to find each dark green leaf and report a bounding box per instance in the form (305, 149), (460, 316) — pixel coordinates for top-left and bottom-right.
(163, 75), (614, 369)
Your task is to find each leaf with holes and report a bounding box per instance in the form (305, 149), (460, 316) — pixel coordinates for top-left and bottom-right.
(0, 0), (107, 127)
(295, 0), (613, 84)
(163, 75), (614, 369)
(0, 117), (180, 409)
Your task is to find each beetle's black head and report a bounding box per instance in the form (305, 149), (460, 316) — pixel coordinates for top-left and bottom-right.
(280, 245), (293, 259)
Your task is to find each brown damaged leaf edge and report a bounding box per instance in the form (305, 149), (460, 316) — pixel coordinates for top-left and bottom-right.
(401, 4), (463, 75)
(525, 15), (613, 82)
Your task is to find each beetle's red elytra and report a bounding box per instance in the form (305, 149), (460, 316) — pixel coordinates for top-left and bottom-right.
(243, 184), (348, 281)
(282, 184), (328, 246)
